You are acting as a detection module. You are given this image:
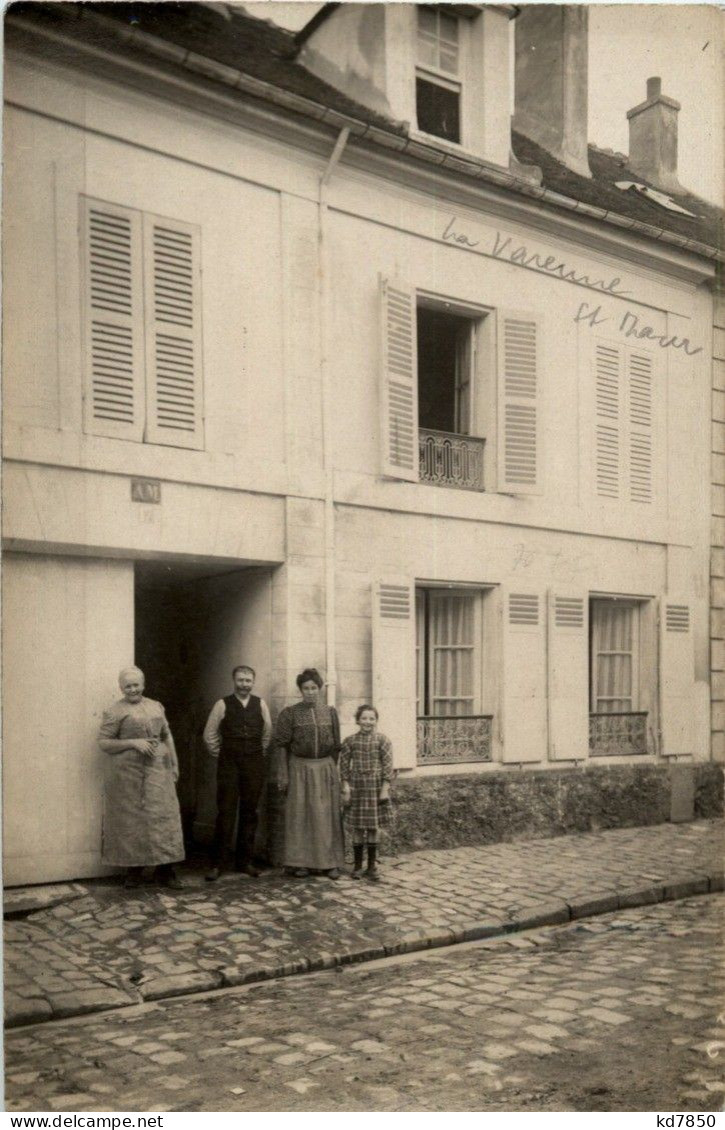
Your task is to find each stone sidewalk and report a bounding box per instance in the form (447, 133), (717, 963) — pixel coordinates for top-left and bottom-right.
(5, 820), (723, 1029)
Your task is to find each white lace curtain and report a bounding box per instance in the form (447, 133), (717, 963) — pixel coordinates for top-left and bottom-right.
(417, 591), (477, 716)
(591, 600), (636, 713)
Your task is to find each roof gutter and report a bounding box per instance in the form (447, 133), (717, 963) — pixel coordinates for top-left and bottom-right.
(11, 7), (723, 267)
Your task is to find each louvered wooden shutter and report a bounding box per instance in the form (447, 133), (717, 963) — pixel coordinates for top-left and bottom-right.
(81, 199), (145, 441)
(500, 587), (546, 762)
(628, 350), (653, 504)
(143, 214), (204, 450)
(372, 578), (417, 768)
(594, 341), (621, 499)
(380, 277), (418, 481)
(660, 597), (694, 755)
(496, 312), (542, 495)
(547, 590), (589, 761)
(594, 341), (654, 504)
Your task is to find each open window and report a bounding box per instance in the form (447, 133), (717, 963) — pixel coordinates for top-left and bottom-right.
(416, 299), (487, 491)
(380, 278), (541, 495)
(416, 7), (461, 143)
(417, 305), (473, 435)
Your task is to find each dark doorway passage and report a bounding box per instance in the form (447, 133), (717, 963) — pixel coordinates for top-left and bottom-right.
(134, 561), (273, 847)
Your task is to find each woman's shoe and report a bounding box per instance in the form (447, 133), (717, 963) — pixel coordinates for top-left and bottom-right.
(124, 868), (143, 889)
(327, 868), (341, 880)
(159, 874), (184, 890)
(293, 868), (310, 878)
(155, 866), (183, 890)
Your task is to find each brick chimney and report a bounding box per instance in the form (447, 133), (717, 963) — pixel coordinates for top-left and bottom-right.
(514, 5), (591, 179)
(626, 77), (683, 194)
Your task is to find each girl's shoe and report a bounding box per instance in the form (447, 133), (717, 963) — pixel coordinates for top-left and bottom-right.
(351, 867), (365, 880)
(365, 866), (381, 883)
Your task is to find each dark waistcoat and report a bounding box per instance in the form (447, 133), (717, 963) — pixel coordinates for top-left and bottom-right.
(220, 694), (264, 759)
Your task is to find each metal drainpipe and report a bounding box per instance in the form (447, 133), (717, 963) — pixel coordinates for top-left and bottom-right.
(319, 127), (350, 709)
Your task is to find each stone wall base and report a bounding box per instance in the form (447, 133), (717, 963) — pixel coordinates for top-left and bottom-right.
(258, 763), (723, 863)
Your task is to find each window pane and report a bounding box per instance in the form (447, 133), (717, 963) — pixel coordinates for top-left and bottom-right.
(433, 647), (474, 702)
(418, 7), (437, 35)
(417, 38), (438, 68)
(432, 594), (473, 648)
(416, 77), (460, 143)
(439, 12), (459, 43)
(421, 589), (481, 717)
(431, 593), (474, 713)
(600, 603), (632, 651)
(439, 47), (458, 74)
(592, 600), (637, 713)
(596, 654), (632, 706)
(454, 596), (473, 644)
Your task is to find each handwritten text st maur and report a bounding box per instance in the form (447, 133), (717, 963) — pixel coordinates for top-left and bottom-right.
(575, 300), (702, 356)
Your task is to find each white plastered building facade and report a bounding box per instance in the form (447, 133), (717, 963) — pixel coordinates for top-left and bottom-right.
(2, 3), (719, 884)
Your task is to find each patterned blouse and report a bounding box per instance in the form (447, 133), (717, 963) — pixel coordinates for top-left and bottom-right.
(273, 701), (341, 761)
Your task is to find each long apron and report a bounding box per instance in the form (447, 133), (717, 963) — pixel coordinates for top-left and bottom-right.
(100, 697), (184, 868)
(283, 755), (345, 870)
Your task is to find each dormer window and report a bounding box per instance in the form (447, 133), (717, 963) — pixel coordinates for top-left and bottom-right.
(300, 4), (514, 169)
(416, 7), (461, 144)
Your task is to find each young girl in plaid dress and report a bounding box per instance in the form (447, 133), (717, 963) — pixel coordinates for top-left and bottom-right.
(339, 705), (394, 881)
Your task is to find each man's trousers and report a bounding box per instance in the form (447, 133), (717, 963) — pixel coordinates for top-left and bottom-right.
(210, 751), (266, 868)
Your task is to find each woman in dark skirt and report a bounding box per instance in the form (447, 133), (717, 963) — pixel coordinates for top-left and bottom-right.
(274, 668), (344, 879)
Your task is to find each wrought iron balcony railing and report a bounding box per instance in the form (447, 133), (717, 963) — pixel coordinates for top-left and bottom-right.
(589, 712), (648, 756)
(419, 429), (485, 491)
(417, 714), (494, 765)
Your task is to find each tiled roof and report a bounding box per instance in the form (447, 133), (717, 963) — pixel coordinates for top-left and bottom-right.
(71, 1), (404, 132)
(512, 131), (722, 252)
(11, 1), (723, 256)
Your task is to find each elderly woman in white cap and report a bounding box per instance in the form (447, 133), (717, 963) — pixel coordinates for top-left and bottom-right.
(98, 666), (185, 889)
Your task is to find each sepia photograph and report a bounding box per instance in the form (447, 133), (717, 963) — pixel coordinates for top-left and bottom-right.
(1, 0), (724, 1115)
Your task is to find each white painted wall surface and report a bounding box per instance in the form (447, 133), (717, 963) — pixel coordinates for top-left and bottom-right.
(3, 73), (293, 497)
(2, 554), (134, 884)
(1, 36), (714, 867)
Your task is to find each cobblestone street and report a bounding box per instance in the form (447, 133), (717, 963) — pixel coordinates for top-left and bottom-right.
(4, 821), (723, 1028)
(6, 894), (724, 1112)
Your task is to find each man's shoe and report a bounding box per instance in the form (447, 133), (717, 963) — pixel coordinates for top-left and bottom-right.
(241, 862), (261, 878)
(205, 866), (220, 882)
